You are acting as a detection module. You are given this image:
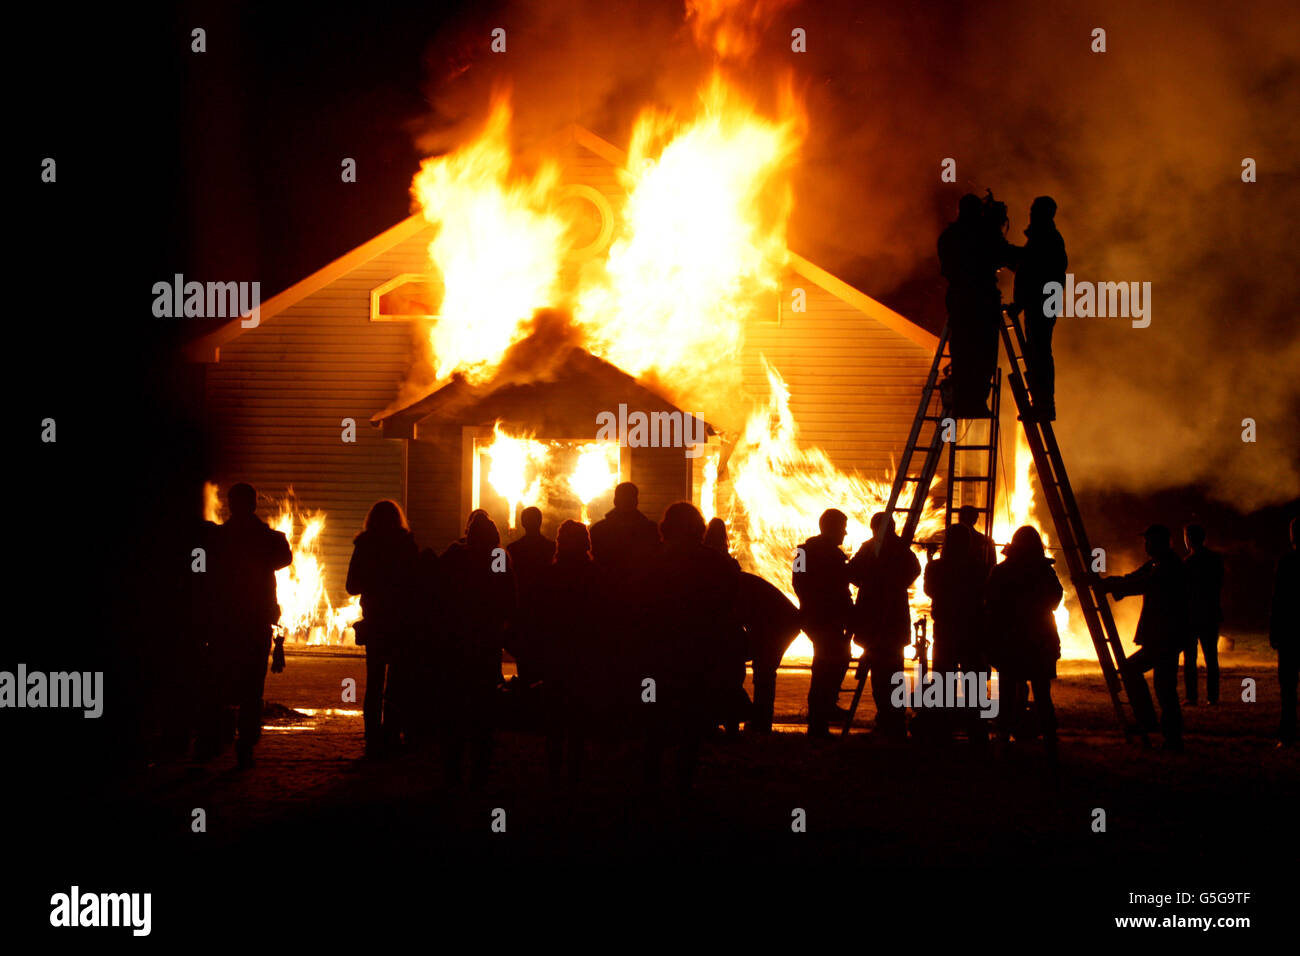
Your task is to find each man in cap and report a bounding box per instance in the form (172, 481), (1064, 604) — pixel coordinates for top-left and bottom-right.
(1098, 524), (1190, 750)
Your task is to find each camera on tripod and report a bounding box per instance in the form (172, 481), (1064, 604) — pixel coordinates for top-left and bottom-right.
(980, 189), (1009, 238)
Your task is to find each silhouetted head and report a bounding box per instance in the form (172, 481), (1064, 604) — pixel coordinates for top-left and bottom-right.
(1004, 525), (1045, 561)
(520, 506), (542, 535)
(227, 482), (257, 517)
(1184, 523), (1206, 549)
(613, 482), (639, 510)
(365, 499), (408, 535)
(1141, 523), (1173, 557)
(660, 501), (706, 544)
(556, 519), (590, 559)
(464, 509), (489, 535)
(467, 515), (500, 554)
(870, 511), (895, 537)
(704, 517), (729, 553)
(958, 193), (982, 222)
(819, 508), (848, 545)
(957, 505), (980, 528)
(943, 523), (973, 559)
(1029, 196), (1057, 224)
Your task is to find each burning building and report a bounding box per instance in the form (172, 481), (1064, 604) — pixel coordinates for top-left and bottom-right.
(184, 106), (947, 655)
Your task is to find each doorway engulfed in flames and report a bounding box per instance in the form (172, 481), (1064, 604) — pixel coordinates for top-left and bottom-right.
(473, 423), (621, 532)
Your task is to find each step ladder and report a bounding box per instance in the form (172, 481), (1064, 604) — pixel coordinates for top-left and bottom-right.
(841, 323), (1002, 733)
(841, 312), (1157, 741)
(997, 308), (1157, 741)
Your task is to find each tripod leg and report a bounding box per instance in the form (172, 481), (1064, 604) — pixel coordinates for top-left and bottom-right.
(841, 673), (867, 736)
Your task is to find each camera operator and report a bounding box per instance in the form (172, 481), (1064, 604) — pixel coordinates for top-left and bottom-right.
(938, 193), (1016, 418)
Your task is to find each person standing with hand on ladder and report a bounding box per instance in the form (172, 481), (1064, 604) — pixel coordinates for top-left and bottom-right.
(1097, 524), (1190, 751)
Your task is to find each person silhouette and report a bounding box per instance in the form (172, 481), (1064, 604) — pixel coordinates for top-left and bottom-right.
(1181, 524), (1223, 706)
(957, 504), (998, 578)
(704, 517), (742, 570)
(507, 507), (556, 576)
(984, 526), (1062, 760)
(638, 502), (741, 797)
(703, 517), (746, 732)
(537, 519), (607, 782)
(439, 512), (516, 787)
(506, 506), (555, 684)
(589, 482), (661, 589)
(198, 483), (292, 769)
(1008, 196), (1067, 421)
(184, 484), (222, 760)
(793, 509), (853, 737)
(923, 523), (990, 743)
(1099, 524), (1190, 751)
(735, 571), (801, 734)
(938, 193), (1014, 418)
(346, 499), (419, 757)
(1270, 516), (1299, 747)
(848, 512), (921, 738)
(404, 543), (446, 748)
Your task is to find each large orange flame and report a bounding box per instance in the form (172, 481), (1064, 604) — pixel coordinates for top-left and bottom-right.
(205, 485), (359, 645)
(574, 74), (802, 418)
(411, 97), (568, 383)
(721, 360), (946, 662)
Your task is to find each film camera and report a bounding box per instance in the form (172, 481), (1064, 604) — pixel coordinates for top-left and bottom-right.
(980, 189), (1009, 239)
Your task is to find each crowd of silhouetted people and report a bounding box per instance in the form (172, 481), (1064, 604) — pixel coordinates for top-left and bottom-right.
(191, 478), (1299, 788)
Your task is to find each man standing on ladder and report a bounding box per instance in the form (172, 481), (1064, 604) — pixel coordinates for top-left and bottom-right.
(1008, 196), (1067, 422)
(938, 193), (1015, 418)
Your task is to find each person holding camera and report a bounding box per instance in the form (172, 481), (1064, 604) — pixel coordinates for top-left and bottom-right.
(938, 193), (1016, 418)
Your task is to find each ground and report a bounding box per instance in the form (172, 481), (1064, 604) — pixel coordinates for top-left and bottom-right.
(18, 635), (1296, 941)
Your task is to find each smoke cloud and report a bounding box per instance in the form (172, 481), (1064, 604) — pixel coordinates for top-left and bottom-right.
(411, 0), (1300, 509)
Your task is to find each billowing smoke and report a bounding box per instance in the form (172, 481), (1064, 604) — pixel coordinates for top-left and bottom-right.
(410, 0), (1300, 509)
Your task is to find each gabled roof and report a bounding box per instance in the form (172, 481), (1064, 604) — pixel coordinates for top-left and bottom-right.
(375, 346), (717, 439)
(184, 125), (937, 363)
